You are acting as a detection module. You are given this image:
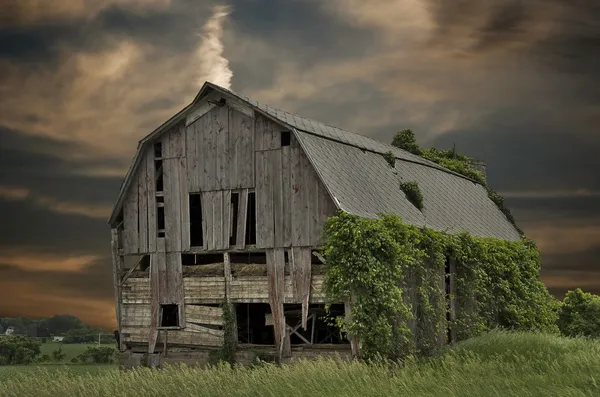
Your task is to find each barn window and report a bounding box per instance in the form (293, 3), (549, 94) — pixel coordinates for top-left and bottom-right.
(245, 191), (256, 245)
(157, 206), (165, 237)
(281, 130), (291, 147)
(160, 304), (179, 327)
(189, 193), (203, 247)
(154, 142), (162, 158)
(155, 160), (163, 192)
(230, 192), (239, 246)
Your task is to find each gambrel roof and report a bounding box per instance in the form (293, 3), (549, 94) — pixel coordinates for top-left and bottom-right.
(109, 82), (521, 241)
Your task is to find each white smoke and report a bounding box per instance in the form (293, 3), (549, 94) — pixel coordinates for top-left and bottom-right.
(197, 5), (233, 89)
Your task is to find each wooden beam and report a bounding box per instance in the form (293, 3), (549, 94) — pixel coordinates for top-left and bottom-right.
(111, 228), (124, 351)
(120, 255), (145, 286)
(344, 296), (359, 358)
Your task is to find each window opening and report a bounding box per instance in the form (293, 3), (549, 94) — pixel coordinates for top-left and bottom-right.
(230, 192), (239, 246)
(245, 192), (256, 245)
(236, 303), (274, 345)
(189, 193), (203, 247)
(160, 304), (179, 327)
(153, 142), (162, 158)
(281, 130), (291, 147)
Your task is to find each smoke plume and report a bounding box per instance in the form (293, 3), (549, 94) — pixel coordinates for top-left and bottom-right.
(197, 5), (233, 89)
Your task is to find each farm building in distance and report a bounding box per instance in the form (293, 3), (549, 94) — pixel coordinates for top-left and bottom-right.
(108, 82), (520, 367)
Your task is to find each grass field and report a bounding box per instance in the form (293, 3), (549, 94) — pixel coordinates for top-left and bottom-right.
(2, 331), (600, 397)
(39, 342), (117, 362)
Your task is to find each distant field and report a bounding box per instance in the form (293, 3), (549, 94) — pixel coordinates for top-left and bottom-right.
(2, 331), (600, 397)
(40, 342), (117, 362)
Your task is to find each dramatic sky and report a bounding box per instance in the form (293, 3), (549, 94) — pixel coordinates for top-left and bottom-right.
(1, 0), (598, 329)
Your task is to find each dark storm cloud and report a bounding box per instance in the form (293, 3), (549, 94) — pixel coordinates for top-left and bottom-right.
(0, 199), (109, 254)
(429, 117), (600, 193)
(0, 127), (123, 204)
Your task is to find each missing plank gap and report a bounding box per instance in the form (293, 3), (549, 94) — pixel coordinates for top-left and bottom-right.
(189, 193), (203, 247)
(245, 191), (256, 245)
(230, 192), (239, 246)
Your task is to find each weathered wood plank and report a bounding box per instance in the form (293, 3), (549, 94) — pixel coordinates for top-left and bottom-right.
(213, 191), (224, 250)
(155, 242), (168, 305)
(224, 252), (232, 301)
(308, 168), (320, 245)
(229, 108), (255, 188)
(146, 147), (157, 253)
(138, 159), (149, 253)
(215, 105), (229, 190)
(235, 188), (248, 249)
(184, 277), (226, 303)
(281, 147), (292, 247)
(256, 151), (274, 248)
(290, 148), (303, 246)
(111, 229), (123, 350)
(271, 150), (284, 248)
(185, 305), (223, 326)
(255, 115), (280, 151)
(163, 158), (182, 252)
(185, 121), (198, 192)
(291, 247), (312, 329)
(122, 176), (139, 254)
(222, 190), (231, 250)
(201, 191), (214, 250)
(267, 248), (289, 358)
(149, 253), (160, 353)
(166, 252), (183, 306)
(180, 157), (191, 251)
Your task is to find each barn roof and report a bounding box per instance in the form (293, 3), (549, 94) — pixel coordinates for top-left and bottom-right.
(109, 82), (521, 241)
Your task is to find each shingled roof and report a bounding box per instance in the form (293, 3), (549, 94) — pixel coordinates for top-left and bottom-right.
(109, 82), (521, 241)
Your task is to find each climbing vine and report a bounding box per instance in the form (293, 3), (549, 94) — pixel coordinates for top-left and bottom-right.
(399, 181), (424, 211)
(322, 211), (558, 361)
(211, 302), (236, 365)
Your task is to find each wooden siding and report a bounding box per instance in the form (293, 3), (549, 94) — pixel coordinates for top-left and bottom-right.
(255, 125), (336, 248)
(187, 106), (255, 192)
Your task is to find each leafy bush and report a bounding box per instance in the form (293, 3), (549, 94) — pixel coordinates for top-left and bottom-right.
(37, 354), (52, 363)
(392, 129), (422, 155)
(399, 181), (424, 211)
(557, 289), (600, 338)
(0, 335), (41, 365)
(74, 346), (119, 364)
(382, 151), (396, 168)
(51, 347), (66, 362)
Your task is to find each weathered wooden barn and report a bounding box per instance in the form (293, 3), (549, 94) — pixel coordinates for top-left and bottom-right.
(108, 82), (520, 367)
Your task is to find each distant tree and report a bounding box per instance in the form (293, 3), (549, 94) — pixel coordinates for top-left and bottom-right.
(0, 335), (42, 365)
(0, 324), (4, 334)
(51, 346), (67, 362)
(47, 315), (86, 335)
(558, 289), (600, 338)
(391, 129), (422, 155)
(63, 327), (96, 344)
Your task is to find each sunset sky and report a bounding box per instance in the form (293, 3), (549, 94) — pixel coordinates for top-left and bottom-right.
(1, 0), (598, 329)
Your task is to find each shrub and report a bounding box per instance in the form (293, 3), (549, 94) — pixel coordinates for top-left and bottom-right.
(557, 289), (600, 338)
(0, 335), (42, 365)
(399, 181), (424, 210)
(75, 346), (119, 364)
(392, 129), (422, 155)
(51, 347), (66, 362)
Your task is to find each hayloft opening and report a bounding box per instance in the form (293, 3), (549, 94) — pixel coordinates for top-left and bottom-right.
(230, 192), (239, 246)
(245, 191), (256, 245)
(236, 303), (274, 345)
(281, 130), (291, 147)
(160, 304), (179, 328)
(189, 193), (203, 247)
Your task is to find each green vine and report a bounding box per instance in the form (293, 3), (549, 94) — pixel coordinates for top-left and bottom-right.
(399, 181), (424, 211)
(390, 131), (522, 235)
(382, 151), (396, 168)
(322, 211), (558, 361)
(211, 302), (236, 365)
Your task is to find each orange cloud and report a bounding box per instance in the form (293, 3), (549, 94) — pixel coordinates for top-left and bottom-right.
(0, 281), (116, 329)
(0, 251), (99, 272)
(524, 222), (600, 255)
(0, 185), (30, 200)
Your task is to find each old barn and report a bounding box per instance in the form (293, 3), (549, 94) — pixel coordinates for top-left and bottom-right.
(108, 82), (520, 367)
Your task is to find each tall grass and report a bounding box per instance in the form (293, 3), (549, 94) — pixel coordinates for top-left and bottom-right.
(2, 331), (600, 397)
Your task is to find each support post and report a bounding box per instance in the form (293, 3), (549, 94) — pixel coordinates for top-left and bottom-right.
(110, 228), (123, 351)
